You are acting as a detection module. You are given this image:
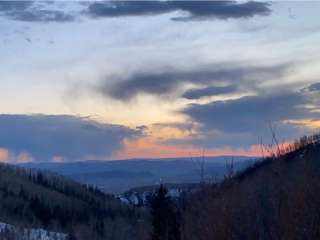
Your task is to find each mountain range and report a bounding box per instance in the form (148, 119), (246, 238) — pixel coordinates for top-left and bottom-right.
(20, 156), (255, 193)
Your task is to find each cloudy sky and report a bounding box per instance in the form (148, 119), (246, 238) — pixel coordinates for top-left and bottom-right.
(0, 0), (320, 162)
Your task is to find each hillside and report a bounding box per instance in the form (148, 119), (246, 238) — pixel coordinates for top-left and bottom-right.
(182, 134), (320, 239)
(0, 163), (147, 240)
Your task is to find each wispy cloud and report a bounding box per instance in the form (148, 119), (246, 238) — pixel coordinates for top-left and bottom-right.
(182, 85), (238, 99)
(96, 63), (290, 100)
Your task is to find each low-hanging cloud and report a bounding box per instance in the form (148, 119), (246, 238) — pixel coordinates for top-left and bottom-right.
(0, 114), (139, 162)
(99, 63), (290, 100)
(88, 1), (271, 21)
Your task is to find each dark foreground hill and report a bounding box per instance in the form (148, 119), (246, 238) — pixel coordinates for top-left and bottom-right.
(182, 134), (320, 240)
(0, 163), (147, 240)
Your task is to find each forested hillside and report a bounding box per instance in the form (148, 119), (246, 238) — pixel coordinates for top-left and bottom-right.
(182, 134), (320, 239)
(0, 164), (148, 240)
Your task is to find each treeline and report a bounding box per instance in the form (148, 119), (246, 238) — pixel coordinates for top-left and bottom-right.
(149, 133), (320, 240)
(0, 164), (148, 240)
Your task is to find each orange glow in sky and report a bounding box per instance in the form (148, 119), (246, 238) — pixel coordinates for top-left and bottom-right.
(0, 148), (9, 162)
(112, 136), (263, 160)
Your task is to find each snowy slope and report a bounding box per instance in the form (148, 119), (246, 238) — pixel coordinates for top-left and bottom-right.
(0, 222), (67, 240)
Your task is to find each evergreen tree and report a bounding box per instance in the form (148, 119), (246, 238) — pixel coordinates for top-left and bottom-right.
(150, 185), (180, 240)
(67, 227), (78, 240)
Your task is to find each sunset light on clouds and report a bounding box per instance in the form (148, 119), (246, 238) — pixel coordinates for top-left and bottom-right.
(0, 1), (320, 162)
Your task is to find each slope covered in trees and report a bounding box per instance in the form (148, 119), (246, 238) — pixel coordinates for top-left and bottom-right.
(0, 163), (147, 240)
(182, 134), (320, 239)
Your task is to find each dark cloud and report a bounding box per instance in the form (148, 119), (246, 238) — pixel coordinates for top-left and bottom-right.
(0, 1), (32, 11)
(99, 64), (289, 100)
(303, 82), (320, 92)
(0, 1), (271, 23)
(0, 115), (139, 161)
(182, 89), (320, 147)
(0, 1), (74, 22)
(9, 9), (74, 22)
(182, 85), (237, 99)
(103, 71), (179, 100)
(88, 1), (170, 17)
(184, 92), (312, 133)
(171, 1), (271, 21)
(88, 1), (271, 21)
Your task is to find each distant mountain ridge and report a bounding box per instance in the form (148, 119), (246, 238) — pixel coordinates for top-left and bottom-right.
(20, 156), (255, 193)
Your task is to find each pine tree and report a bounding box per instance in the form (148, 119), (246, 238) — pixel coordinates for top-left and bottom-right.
(150, 185), (180, 240)
(67, 227), (78, 240)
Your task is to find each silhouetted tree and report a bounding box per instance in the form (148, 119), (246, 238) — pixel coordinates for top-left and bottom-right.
(67, 227), (78, 240)
(150, 185), (180, 240)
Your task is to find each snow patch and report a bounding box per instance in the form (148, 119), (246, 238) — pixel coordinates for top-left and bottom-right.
(0, 222), (67, 240)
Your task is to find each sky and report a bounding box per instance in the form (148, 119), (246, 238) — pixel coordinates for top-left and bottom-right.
(0, 0), (320, 163)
